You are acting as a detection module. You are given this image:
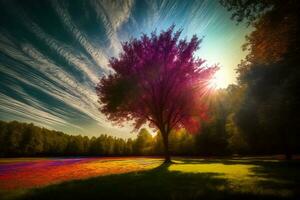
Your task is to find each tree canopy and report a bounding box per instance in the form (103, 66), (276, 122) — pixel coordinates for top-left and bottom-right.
(96, 26), (217, 162)
(221, 0), (300, 159)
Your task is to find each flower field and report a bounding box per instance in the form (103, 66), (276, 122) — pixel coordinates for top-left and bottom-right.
(0, 157), (162, 190)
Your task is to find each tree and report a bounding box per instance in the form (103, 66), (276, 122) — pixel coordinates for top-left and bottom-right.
(169, 129), (195, 155)
(226, 113), (248, 154)
(221, 0), (300, 159)
(219, 0), (273, 25)
(125, 138), (134, 155)
(96, 26), (217, 162)
(221, 0), (299, 66)
(153, 132), (164, 155)
(134, 128), (153, 155)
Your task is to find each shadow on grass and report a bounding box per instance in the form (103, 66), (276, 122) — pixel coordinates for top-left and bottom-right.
(250, 160), (300, 197)
(7, 159), (300, 200)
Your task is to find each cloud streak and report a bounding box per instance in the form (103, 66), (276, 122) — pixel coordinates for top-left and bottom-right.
(0, 0), (250, 137)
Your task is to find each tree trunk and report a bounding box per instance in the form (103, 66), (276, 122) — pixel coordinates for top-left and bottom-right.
(162, 132), (171, 163)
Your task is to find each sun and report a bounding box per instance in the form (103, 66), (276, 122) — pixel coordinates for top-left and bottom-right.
(209, 70), (227, 89)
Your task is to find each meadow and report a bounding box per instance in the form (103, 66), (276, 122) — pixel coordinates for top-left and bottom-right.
(0, 157), (299, 200)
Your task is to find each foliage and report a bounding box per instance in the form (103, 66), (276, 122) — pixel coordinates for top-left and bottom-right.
(96, 26), (217, 161)
(0, 121), (150, 157)
(0, 121), (196, 157)
(0, 120), (240, 157)
(133, 128), (154, 155)
(220, 0), (273, 25)
(220, 0), (300, 159)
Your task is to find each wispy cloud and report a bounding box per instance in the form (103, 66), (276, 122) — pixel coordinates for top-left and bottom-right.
(52, 0), (111, 74)
(90, 0), (134, 55)
(0, 0), (250, 137)
(0, 93), (83, 130)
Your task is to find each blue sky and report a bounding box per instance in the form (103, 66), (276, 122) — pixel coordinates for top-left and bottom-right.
(0, 0), (251, 138)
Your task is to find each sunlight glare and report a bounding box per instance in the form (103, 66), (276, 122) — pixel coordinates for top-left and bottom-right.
(209, 70), (227, 89)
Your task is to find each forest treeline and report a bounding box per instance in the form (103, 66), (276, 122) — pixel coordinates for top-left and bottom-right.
(1, 117), (299, 157)
(0, 120), (195, 157)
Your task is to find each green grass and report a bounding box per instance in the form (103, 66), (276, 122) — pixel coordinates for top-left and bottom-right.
(2, 158), (300, 200)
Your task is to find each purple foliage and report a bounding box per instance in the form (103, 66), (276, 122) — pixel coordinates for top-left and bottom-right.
(96, 26), (218, 160)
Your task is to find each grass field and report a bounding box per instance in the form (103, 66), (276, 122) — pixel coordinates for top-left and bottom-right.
(0, 157), (299, 200)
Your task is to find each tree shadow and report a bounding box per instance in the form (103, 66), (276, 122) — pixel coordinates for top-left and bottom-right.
(249, 160), (300, 197)
(11, 159), (300, 200)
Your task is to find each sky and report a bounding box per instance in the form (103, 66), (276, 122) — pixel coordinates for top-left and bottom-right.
(0, 0), (251, 138)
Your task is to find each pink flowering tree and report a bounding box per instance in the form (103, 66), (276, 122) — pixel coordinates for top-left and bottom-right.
(96, 26), (217, 162)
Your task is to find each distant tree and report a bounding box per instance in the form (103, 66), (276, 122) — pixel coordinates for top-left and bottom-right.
(153, 132), (164, 155)
(106, 136), (115, 155)
(82, 136), (90, 154)
(22, 124), (43, 155)
(125, 138), (134, 155)
(7, 121), (23, 155)
(0, 121), (6, 156)
(195, 89), (232, 156)
(226, 113), (248, 154)
(96, 26), (217, 162)
(169, 129), (195, 155)
(134, 128), (153, 155)
(114, 138), (126, 155)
